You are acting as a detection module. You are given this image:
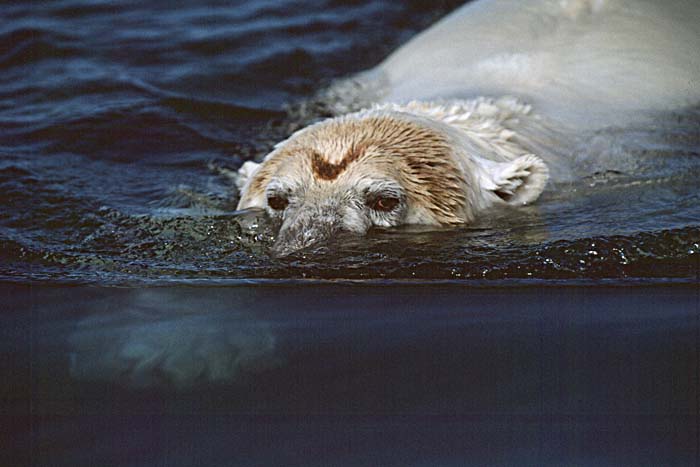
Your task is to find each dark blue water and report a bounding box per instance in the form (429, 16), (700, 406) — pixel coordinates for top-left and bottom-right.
(1, 1), (699, 465)
(3, 283), (699, 466)
(1, 0), (698, 283)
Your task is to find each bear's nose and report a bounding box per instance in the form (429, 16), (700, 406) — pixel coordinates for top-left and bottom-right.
(269, 204), (341, 257)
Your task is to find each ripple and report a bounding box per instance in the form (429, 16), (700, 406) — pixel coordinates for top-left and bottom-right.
(1, 201), (697, 283)
(0, 0), (697, 286)
(0, 28), (78, 69)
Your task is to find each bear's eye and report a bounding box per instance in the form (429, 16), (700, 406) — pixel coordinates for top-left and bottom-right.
(368, 196), (400, 212)
(267, 195), (289, 211)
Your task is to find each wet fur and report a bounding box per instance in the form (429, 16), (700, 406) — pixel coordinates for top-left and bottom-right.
(236, 0), (700, 252)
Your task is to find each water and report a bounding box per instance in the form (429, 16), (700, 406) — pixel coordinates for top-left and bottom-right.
(1, 1), (699, 465)
(3, 283), (699, 466)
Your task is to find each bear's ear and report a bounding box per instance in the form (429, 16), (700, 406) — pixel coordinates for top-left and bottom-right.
(236, 161), (269, 210)
(489, 154), (549, 205)
(235, 161), (261, 192)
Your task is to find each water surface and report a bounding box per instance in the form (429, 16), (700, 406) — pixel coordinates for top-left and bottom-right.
(0, 0), (698, 283)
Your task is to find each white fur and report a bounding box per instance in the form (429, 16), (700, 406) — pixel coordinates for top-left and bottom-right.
(376, 0), (700, 129)
(366, 97), (534, 163)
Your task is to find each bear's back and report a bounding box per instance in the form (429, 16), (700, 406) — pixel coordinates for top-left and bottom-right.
(374, 0), (700, 129)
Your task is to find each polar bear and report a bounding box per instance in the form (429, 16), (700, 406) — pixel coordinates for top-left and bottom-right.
(236, 0), (700, 255)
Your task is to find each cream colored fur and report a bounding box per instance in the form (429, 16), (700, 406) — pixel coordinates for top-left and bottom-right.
(377, 0), (700, 129)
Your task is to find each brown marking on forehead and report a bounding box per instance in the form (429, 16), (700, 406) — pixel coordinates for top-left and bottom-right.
(239, 113), (473, 222)
(311, 144), (364, 181)
(304, 115), (470, 223)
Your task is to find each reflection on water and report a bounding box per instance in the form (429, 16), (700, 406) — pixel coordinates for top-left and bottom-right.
(2, 283), (697, 466)
(69, 289), (278, 388)
(0, 0), (698, 284)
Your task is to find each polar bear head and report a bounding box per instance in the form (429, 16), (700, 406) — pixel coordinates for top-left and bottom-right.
(237, 104), (548, 256)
